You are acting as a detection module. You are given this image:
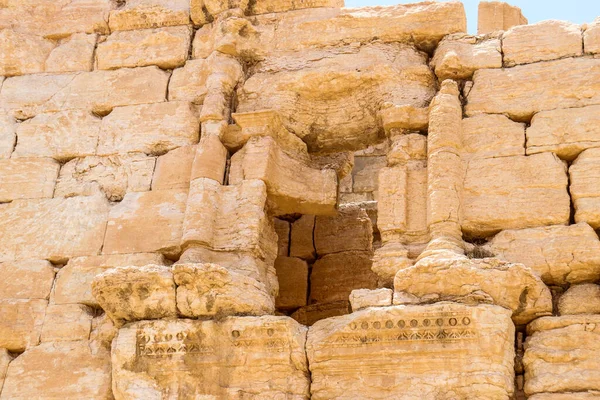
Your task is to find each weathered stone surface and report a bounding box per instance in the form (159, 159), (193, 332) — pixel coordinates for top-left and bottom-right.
(372, 242), (412, 287)
(191, 123), (228, 182)
(0, 66), (170, 120)
(204, 0), (249, 16)
(529, 394), (600, 400)
(0, 158), (59, 202)
(314, 205), (373, 255)
(394, 256), (553, 325)
(103, 190), (188, 256)
(463, 114), (525, 158)
(478, 1), (527, 34)
(0, 349), (10, 395)
(0, 115), (15, 159)
(92, 265), (177, 325)
(0, 341), (111, 400)
(503, 21), (582, 67)
(275, 256), (308, 310)
(310, 251), (378, 304)
(558, 284), (600, 315)
(291, 300), (349, 326)
(112, 317), (310, 399)
(54, 253), (168, 307)
(466, 58), (600, 122)
(307, 303), (515, 399)
(0, 195), (109, 262)
(0, 30), (54, 76)
(352, 156), (387, 194)
(584, 18), (600, 54)
(290, 215), (316, 261)
(108, 0), (190, 31)
(190, 0), (207, 25)
(525, 316), (600, 396)
(13, 110), (102, 161)
(45, 33), (97, 73)
(377, 166), (407, 237)
(174, 263), (274, 317)
(97, 26), (192, 70)
(41, 304), (93, 343)
(275, 218), (290, 257)
(250, 0), (343, 15)
(431, 33), (502, 80)
(0, 299), (46, 351)
(0, 260), (55, 300)
(463, 153), (570, 237)
(152, 145), (196, 190)
(380, 106), (429, 135)
(570, 148), (600, 229)
(488, 223), (600, 285)
(349, 288), (393, 312)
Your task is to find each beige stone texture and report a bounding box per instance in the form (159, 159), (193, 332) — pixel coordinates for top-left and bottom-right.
(584, 18), (600, 54)
(462, 114), (525, 158)
(41, 304), (93, 343)
(274, 219), (290, 257)
(112, 317), (309, 399)
(570, 148), (600, 229)
(98, 101), (199, 156)
(372, 242), (413, 287)
(92, 265), (177, 325)
(0, 158), (59, 202)
(90, 314), (118, 353)
(380, 105), (429, 134)
(0, 66), (170, 120)
(45, 33), (97, 73)
(466, 58), (600, 122)
(377, 166), (407, 237)
(310, 251), (378, 304)
(529, 394), (600, 400)
(108, 0), (190, 31)
(290, 215), (317, 261)
(0, 195), (109, 263)
(352, 156), (387, 193)
(191, 122), (228, 182)
(97, 26), (192, 70)
(0, 30), (55, 76)
(0, 115), (15, 159)
(525, 316), (600, 396)
(230, 136), (337, 216)
(13, 110), (102, 161)
(503, 21), (582, 67)
(53, 253), (168, 307)
(103, 189), (188, 256)
(307, 303), (515, 399)
(274, 256), (308, 310)
(0, 260), (55, 300)
(152, 145), (196, 190)
(349, 288), (393, 312)
(394, 255), (552, 325)
(488, 223), (600, 285)
(0, 341), (111, 400)
(190, 0), (207, 25)
(173, 263), (274, 317)
(204, 0), (249, 16)
(431, 33), (502, 80)
(250, 0), (343, 15)
(463, 153), (570, 237)
(478, 1), (528, 34)
(0, 349), (10, 395)
(0, 299), (46, 351)
(558, 284), (600, 315)
(314, 205), (373, 255)
(291, 300), (350, 326)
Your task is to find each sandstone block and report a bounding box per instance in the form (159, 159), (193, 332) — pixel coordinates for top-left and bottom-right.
(463, 114), (525, 158)
(0, 195), (109, 262)
(274, 219), (290, 256)
(103, 190), (188, 256)
(0, 299), (46, 351)
(111, 317), (309, 399)
(174, 263), (274, 317)
(204, 0), (249, 16)
(0, 349), (10, 395)
(372, 242), (412, 287)
(352, 156), (387, 193)
(55, 154), (155, 201)
(529, 394), (600, 400)
(314, 205), (373, 255)
(291, 300), (349, 326)
(0, 260), (55, 300)
(310, 251), (378, 304)
(274, 257), (308, 310)
(525, 316), (600, 395)
(250, 0), (344, 15)
(13, 110), (101, 161)
(92, 265), (177, 325)
(463, 153), (570, 237)
(570, 148), (600, 229)
(489, 223), (600, 285)
(152, 145), (196, 190)
(0, 158), (59, 202)
(290, 215), (317, 261)
(307, 303), (515, 399)
(431, 33), (502, 80)
(584, 18), (600, 54)
(0, 30), (54, 76)
(377, 166), (407, 236)
(503, 21), (582, 67)
(478, 1), (527, 34)
(190, 0), (207, 25)
(380, 105), (429, 135)
(558, 284), (600, 315)
(0, 341), (111, 400)
(41, 304), (93, 343)
(108, 0), (190, 31)
(394, 256), (553, 325)
(190, 123), (228, 182)
(53, 253), (168, 307)
(0, 115), (15, 159)
(45, 33), (97, 73)
(466, 58), (600, 122)
(349, 288), (393, 312)
(97, 26), (192, 70)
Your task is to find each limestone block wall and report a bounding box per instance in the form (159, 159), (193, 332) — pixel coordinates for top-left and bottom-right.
(1, 0), (600, 399)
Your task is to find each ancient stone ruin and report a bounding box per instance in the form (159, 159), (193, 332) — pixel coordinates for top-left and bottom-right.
(1, 0), (600, 398)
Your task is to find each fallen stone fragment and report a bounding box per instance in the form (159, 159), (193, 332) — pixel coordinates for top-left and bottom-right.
(558, 284), (600, 315)
(0, 260), (55, 300)
(0, 299), (47, 352)
(0, 158), (59, 202)
(349, 288), (393, 312)
(109, 0), (190, 31)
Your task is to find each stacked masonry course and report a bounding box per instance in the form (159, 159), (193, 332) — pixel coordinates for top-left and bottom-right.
(1, 0), (600, 398)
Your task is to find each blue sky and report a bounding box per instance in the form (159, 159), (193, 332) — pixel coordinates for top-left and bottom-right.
(344, 0), (600, 34)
